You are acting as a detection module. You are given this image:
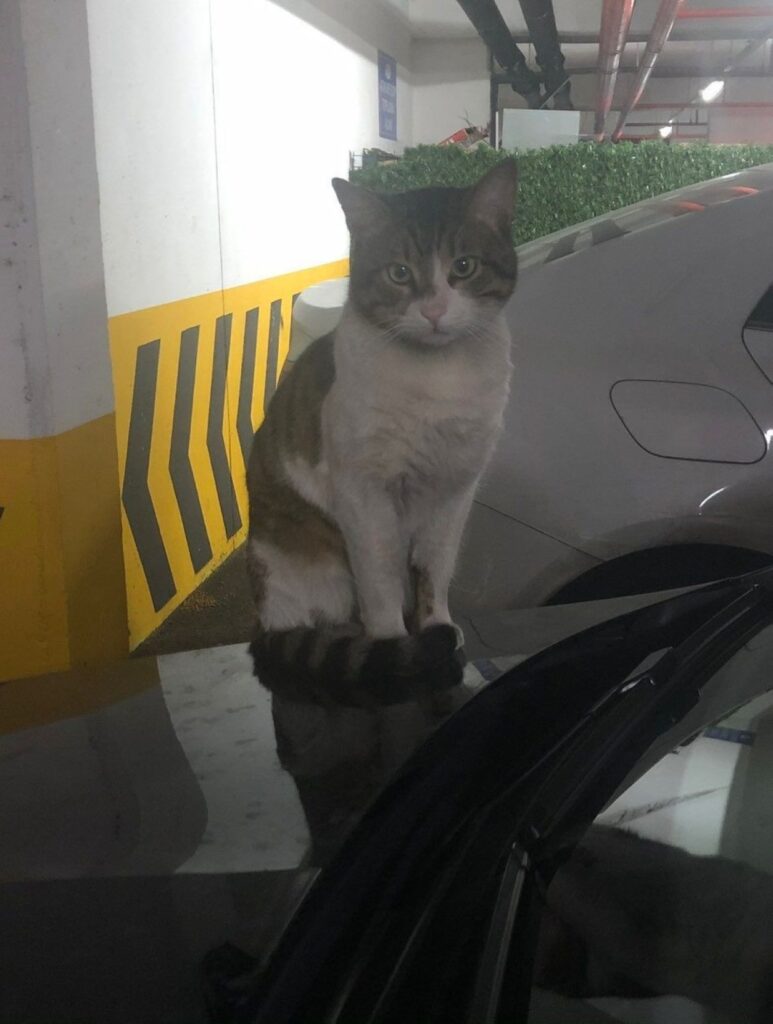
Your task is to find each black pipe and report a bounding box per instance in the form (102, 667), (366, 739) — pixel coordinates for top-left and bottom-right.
(456, 0), (542, 108)
(517, 0), (573, 109)
(488, 49), (499, 148)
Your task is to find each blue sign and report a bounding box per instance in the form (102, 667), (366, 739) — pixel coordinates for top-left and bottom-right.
(378, 51), (397, 141)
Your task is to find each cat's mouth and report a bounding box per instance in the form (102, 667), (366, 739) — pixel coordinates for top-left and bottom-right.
(417, 328), (452, 348)
(396, 323), (454, 348)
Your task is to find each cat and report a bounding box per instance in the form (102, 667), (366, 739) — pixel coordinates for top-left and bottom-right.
(535, 825), (773, 1023)
(246, 160), (518, 707)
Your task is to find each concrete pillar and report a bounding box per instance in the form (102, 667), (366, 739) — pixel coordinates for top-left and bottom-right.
(0, 0), (127, 680)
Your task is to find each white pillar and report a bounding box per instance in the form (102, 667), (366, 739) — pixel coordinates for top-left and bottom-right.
(0, 0), (126, 681)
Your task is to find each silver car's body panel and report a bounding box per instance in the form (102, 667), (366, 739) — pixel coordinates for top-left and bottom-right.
(455, 164), (773, 611)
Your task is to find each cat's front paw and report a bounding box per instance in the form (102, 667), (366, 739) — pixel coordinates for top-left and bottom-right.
(417, 624), (466, 692)
(417, 620), (465, 649)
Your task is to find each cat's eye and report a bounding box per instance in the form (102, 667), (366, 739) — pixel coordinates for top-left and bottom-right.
(387, 263), (413, 285)
(451, 256), (478, 279)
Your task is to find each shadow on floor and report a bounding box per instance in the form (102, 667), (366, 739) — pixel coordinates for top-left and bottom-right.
(136, 545), (256, 658)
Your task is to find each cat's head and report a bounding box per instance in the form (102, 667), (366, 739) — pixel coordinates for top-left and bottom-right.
(332, 160), (517, 348)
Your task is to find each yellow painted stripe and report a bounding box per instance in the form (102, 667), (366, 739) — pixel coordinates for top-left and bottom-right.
(0, 657), (159, 736)
(0, 435), (69, 679)
(109, 259), (348, 648)
(0, 413), (128, 682)
(57, 413), (129, 667)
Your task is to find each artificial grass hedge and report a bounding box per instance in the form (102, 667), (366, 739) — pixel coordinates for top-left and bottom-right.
(350, 141), (773, 246)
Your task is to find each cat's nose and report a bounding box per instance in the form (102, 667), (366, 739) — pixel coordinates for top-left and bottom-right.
(419, 302), (447, 328)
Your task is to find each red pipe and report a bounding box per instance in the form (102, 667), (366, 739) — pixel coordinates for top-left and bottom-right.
(611, 0), (687, 142)
(677, 6), (773, 18)
(635, 100), (773, 108)
(594, 0), (636, 141)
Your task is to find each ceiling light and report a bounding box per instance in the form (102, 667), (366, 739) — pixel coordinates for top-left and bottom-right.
(700, 80), (724, 103)
(659, 125), (673, 138)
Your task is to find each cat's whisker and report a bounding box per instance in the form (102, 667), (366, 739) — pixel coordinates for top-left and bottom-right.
(461, 323), (490, 343)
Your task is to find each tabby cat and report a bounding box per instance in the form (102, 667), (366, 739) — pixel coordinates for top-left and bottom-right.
(246, 160), (518, 706)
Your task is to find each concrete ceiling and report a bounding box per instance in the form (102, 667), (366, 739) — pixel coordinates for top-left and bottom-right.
(380, 1), (773, 77)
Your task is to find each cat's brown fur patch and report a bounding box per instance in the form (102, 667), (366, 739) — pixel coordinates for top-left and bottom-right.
(247, 333), (347, 564)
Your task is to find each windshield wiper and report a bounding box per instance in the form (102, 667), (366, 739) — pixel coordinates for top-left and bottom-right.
(515, 574), (773, 858)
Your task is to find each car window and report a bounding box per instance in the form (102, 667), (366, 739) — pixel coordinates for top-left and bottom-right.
(528, 685), (773, 1024)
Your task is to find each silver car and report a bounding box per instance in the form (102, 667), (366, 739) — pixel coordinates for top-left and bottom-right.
(292, 165), (773, 616)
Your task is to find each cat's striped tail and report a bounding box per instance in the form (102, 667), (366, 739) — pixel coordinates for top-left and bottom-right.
(249, 622), (465, 707)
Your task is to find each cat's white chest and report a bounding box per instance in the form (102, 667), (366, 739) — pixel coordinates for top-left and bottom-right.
(282, 316), (512, 519)
(328, 326), (511, 489)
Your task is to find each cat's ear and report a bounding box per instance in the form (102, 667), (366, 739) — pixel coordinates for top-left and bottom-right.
(332, 178), (392, 235)
(466, 159), (518, 233)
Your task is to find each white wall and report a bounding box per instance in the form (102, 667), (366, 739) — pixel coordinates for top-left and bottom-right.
(86, 0), (222, 320)
(709, 77), (773, 144)
(501, 109), (581, 150)
(711, 109), (773, 145)
(412, 38), (489, 145)
(0, 0), (43, 438)
(0, 0), (112, 438)
(86, 0), (413, 317)
(212, 0), (412, 292)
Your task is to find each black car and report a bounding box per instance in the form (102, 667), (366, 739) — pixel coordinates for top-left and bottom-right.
(204, 568), (773, 1024)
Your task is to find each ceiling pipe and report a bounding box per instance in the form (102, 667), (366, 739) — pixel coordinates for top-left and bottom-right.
(677, 6), (773, 18)
(635, 100), (773, 108)
(456, 0), (542, 107)
(594, 0), (636, 142)
(517, 0), (573, 108)
(563, 65), (773, 77)
(507, 28), (773, 42)
(611, 0), (687, 143)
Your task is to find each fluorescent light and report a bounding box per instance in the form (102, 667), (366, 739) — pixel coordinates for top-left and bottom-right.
(659, 125), (673, 138)
(700, 80), (724, 103)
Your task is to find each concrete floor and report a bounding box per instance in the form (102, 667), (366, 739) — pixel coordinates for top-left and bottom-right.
(136, 545), (256, 658)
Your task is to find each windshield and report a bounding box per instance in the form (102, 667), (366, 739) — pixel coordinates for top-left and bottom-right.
(8, 4), (773, 1024)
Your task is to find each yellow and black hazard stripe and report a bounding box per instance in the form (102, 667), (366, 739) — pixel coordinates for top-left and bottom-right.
(109, 260), (348, 648)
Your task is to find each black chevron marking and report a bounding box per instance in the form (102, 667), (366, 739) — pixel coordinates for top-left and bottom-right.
(170, 326), (213, 572)
(263, 298), (282, 412)
(237, 307), (259, 468)
(207, 313), (242, 539)
(122, 340), (176, 611)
